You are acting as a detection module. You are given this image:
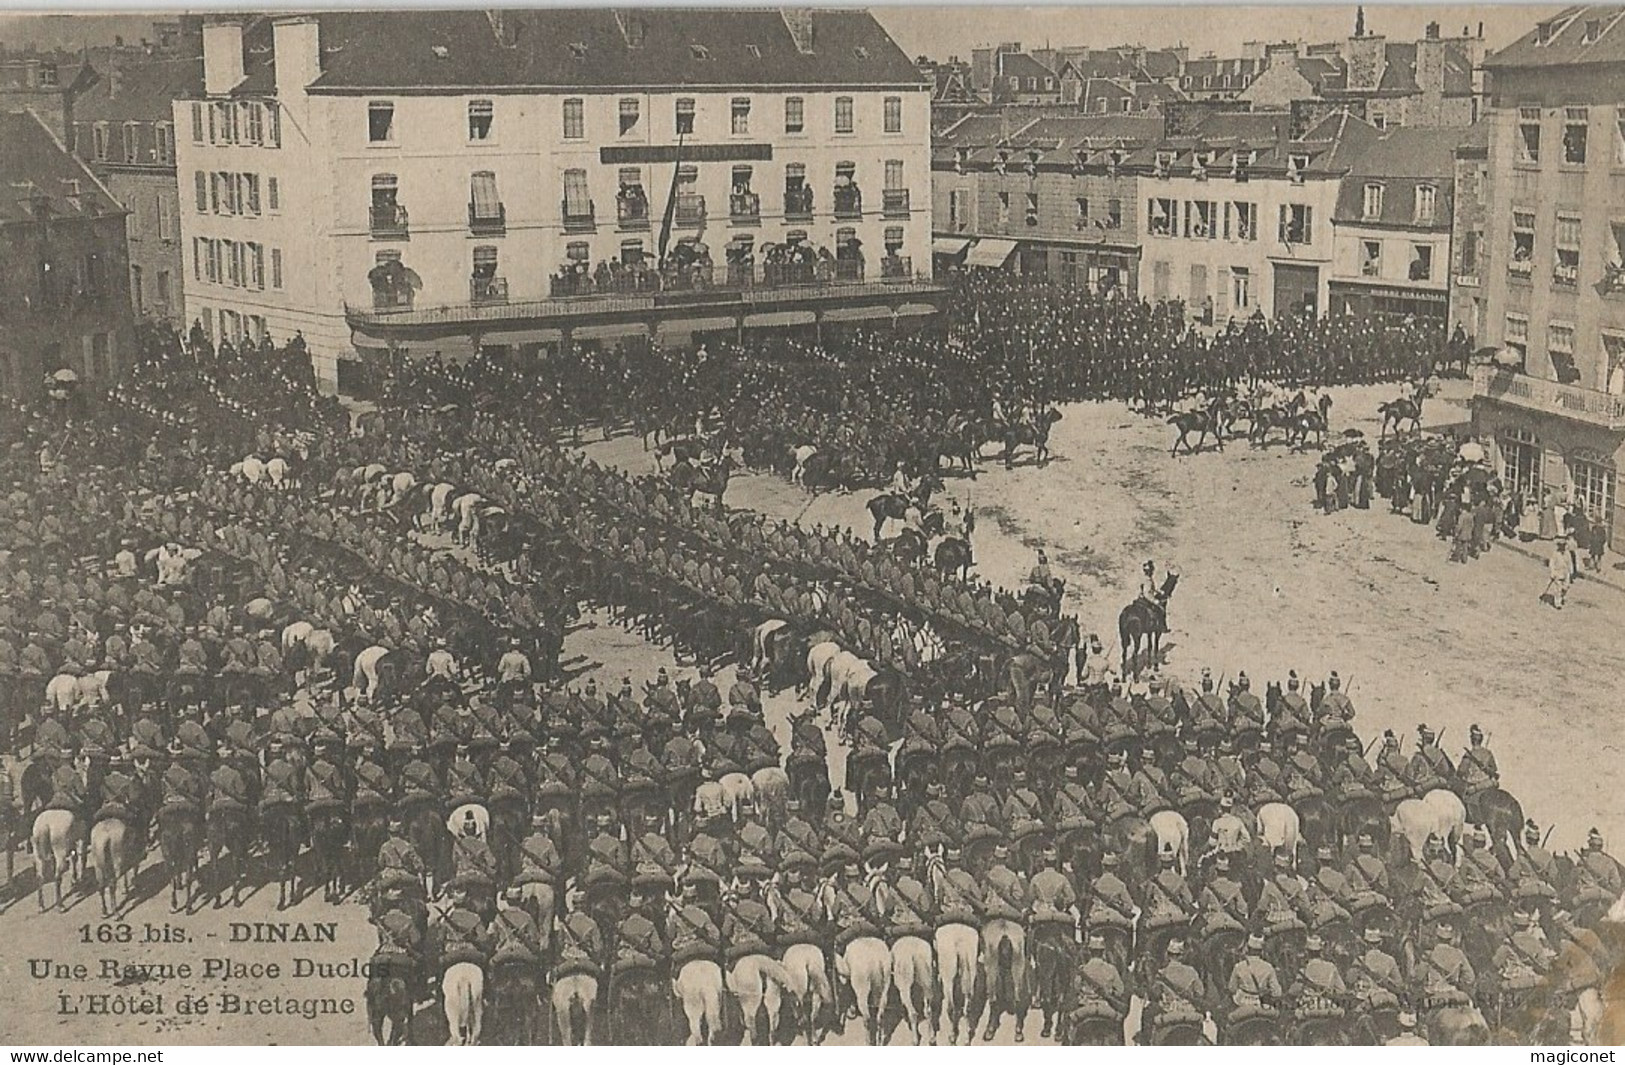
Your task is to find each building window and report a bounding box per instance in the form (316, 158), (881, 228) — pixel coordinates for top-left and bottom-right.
(468, 99), (494, 141)
(884, 96), (902, 133)
(472, 245), (502, 301)
(1616, 110), (1625, 165)
(1555, 213), (1581, 285)
(1518, 107), (1541, 164)
(1511, 210), (1536, 276)
(1568, 455), (1614, 532)
(1414, 184), (1436, 225)
(785, 97), (804, 134)
(121, 122), (138, 162)
(884, 159), (904, 190)
(265, 102), (281, 148)
(884, 225), (904, 256)
(730, 97), (750, 135)
(1499, 427), (1542, 497)
(1362, 183), (1384, 220)
(948, 188), (968, 230)
(268, 177), (279, 212)
(1564, 107), (1588, 164)
(1025, 191), (1039, 226)
(1604, 333), (1625, 395)
(1233, 266), (1251, 308)
(834, 96), (854, 134)
(1185, 199), (1216, 239)
(156, 269), (170, 305)
(562, 168), (592, 222)
(92, 123), (109, 161)
(1107, 198), (1122, 229)
(1148, 197), (1175, 236)
(131, 265), (143, 309)
(194, 170), (208, 212)
(244, 173), (261, 215)
(1076, 196), (1090, 227)
(997, 191), (1010, 226)
(470, 170), (502, 227)
(247, 242), (265, 289)
(676, 98), (695, 136)
(271, 248), (282, 289)
(1279, 203), (1312, 244)
(1409, 243), (1433, 281)
(563, 98), (584, 140)
(1362, 240), (1381, 277)
(619, 98), (640, 136)
(190, 101), (204, 143)
(1505, 313), (1529, 357)
(620, 238), (645, 265)
(1460, 228), (1479, 275)
(154, 122), (174, 165)
(368, 101), (395, 143)
(156, 194), (175, 241)
(565, 241), (589, 262)
(243, 102), (263, 145)
(1550, 320), (1575, 354)
(1229, 201), (1257, 241)
(784, 162), (810, 216)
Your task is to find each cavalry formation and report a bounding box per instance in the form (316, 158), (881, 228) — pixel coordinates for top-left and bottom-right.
(2, 293), (1619, 1048)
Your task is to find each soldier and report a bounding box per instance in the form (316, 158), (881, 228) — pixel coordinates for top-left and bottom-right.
(1350, 925), (1404, 1019)
(1417, 923), (1477, 1011)
(1229, 672), (1265, 736)
(1508, 821), (1559, 909)
(1387, 1011), (1429, 1046)
(1172, 741), (1217, 810)
(1197, 852), (1252, 934)
(1258, 850), (1310, 938)
(1290, 934), (1349, 1017)
(727, 665), (761, 717)
(1403, 724), (1455, 796)
(1070, 930), (1129, 1039)
(721, 864), (779, 971)
(1456, 724), (1500, 801)
(432, 885), (494, 980)
(1372, 731), (1411, 805)
(554, 886), (606, 985)
(1574, 828), (1623, 910)
(1147, 935), (1207, 1037)
(1130, 743), (1173, 816)
(1248, 737), (1288, 810)
(1492, 908), (1555, 997)
(491, 883), (546, 991)
(1328, 734), (1376, 802)
(612, 884), (668, 1008)
(1086, 851), (1139, 935)
(1318, 671), (1355, 724)
(515, 812), (562, 927)
(1226, 933), (1283, 1028)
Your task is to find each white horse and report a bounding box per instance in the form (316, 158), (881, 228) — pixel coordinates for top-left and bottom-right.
(1420, 788), (1467, 856)
(838, 935), (894, 1045)
(890, 933), (936, 1044)
(32, 808), (81, 911)
(351, 645), (393, 702)
(775, 935), (833, 1045)
(442, 961), (484, 1045)
(725, 953), (793, 1045)
(1393, 797), (1453, 862)
(446, 803), (490, 840)
(751, 619), (788, 674)
(265, 456), (290, 489)
(45, 673), (79, 713)
(791, 444), (818, 486)
(550, 972), (597, 1045)
(427, 483), (458, 533)
(804, 640), (843, 706)
(74, 671), (112, 709)
(673, 958), (725, 1044)
(452, 492), (485, 547)
(749, 766), (789, 823)
(1256, 802), (1302, 863)
(718, 774), (755, 823)
(88, 814), (136, 917)
(829, 650), (875, 732)
(1149, 809), (1192, 875)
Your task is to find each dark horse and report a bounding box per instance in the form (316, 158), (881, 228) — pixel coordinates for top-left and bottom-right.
(933, 536), (974, 581)
(1119, 572), (1179, 675)
(1378, 397), (1423, 436)
(1002, 408), (1063, 468)
(1169, 403), (1226, 456)
(866, 476), (942, 541)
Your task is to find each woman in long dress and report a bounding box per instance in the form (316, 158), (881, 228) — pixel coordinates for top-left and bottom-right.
(1538, 486), (1558, 540)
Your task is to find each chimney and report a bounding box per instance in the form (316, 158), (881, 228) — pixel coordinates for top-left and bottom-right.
(272, 16), (321, 100)
(782, 9), (815, 55)
(107, 62), (122, 100)
(1425, 21), (1440, 40)
(1343, 33), (1386, 93)
(202, 19), (245, 95)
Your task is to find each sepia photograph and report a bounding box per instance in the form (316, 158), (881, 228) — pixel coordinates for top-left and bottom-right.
(0, 0), (1623, 1048)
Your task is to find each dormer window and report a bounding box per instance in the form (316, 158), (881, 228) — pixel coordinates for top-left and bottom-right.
(1288, 153), (1309, 171)
(1537, 20), (1555, 44)
(567, 42), (587, 59)
(954, 146), (969, 174)
(1583, 19), (1603, 43)
(746, 44), (761, 58)
(1073, 148), (1090, 171)
(853, 46), (869, 60)
(1155, 150), (1173, 175)
(689, 44), (710, 61)
(994, 150), (1009, 174)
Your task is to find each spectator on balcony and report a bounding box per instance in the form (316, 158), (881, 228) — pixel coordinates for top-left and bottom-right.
(617, 182), (649, 222)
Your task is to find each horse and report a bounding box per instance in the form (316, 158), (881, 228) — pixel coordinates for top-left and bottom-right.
(261, 800), (304, 908)
(674, 958), (726, 1045)
(1001, 408), (1062, 468)
(1392, 797), (1452, 862)
(888, 927), (936, 1044)
(790, 444), (818, 486)
(550, 971), (598, 1045)
(1420, 788), (1467, 856)
(1465, 788), (1524, 867)
(804, 640), (843, 708)
(726, 952), (793, 1045)
(837, 935), (892, 1045)
(1291, 408), (1329, 450)
(488, 961), (543, 1045)
(206, 798), (254, 907)
(933, 536), (973, 581)
(442, 960), (485, 1045)
(979, 915), (1029, 1041)
(351, 644), (403, 704)
(1029, 921), (1075, 1041)
(308, 801), (351, 903)
(778, 940), (833, 1045)
(366, 953), (416, 1045)
(1119, 571), (1179, 675)
(1379, 397), (1423, 436)
(1257, 803), (1302, 864)
(1149, 808), (1192, 874)
(157, 800), (203, 912)
(1169, 407), (1224, 456)
(87, 810), (137, 918)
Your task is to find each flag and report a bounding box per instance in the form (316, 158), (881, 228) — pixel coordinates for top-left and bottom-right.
(657, 131), (687, 263)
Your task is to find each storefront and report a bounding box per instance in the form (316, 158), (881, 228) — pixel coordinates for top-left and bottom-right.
(1329, 280), (1449, 332)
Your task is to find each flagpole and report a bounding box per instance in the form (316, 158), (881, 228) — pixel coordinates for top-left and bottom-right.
(657, 130), (687, 265)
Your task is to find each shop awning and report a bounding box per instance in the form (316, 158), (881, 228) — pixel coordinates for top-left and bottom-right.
(822, 305), (900, 323)
(964, 238), (1018, 268)
(933, 236), (971, 257)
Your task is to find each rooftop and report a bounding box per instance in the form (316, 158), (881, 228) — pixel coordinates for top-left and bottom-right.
(1486, 5), (1625, 68)
(214, 9), (925, 95)
(0, 109), (124, 226)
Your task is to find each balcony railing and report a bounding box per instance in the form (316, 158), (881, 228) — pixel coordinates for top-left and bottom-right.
(835, 259), (864, 281)
(1508, 259), (1533, 279)
(880, 255), (912, 279)
(369, 202), (409, 238)
(468, 202), (506, 235)
(562, 200), (596, 233)
(1553, 262), (1579, 287)
(784, 187), (814, 220)
(470, 276), (508, 305)
(726, 263), (756, 287)
(882, 188), (911, 216)
(1473, 364), (1625, 430)
(729, 191), (761, 224)
(674, 195), (706, 227)
(372, 288), (413, 311)
(833, 187), (863, 219)
(1603, 264), (1625, 296)
(616, 196), (650, 229)
(551, 271), (660, 297)
(764, 261), (816, 287)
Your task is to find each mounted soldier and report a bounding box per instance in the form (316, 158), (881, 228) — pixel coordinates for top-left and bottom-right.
(1456, 725), (1499, 800)
(1068, 930), (1129, 1044)
(1507, 821), (1559, 910)
(1145, 936), (1207, 1044)
(1317, 671), (1354, 725)
(1403, 724), (1454, 796)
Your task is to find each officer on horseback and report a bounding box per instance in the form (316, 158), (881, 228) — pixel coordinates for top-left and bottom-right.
(1457, 725), (1499, 799)
(1146, 936), (1207, 1042)
(1069, 930), (1129, 1044)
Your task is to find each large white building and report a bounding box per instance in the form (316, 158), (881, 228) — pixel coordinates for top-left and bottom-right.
(177, 10), (937, 389)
